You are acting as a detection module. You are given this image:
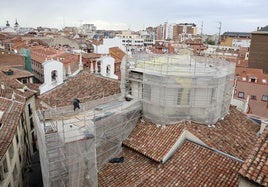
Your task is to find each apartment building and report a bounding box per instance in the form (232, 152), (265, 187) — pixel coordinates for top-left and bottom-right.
(155, 22), (177, 41)
(234, 67), (268, 118)
(173, 23), (197, 41)
(220, 32), (251, 47)
(116, 30), (144, 50)
(155, 22), (167, 41)
(0, 71), (37, 187)
(248, 26), (268, 73)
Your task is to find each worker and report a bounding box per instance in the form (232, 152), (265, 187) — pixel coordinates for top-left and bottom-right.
(73, 98), (80, 111)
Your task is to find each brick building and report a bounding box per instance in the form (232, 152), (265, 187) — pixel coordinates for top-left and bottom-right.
(248, 26), (268, 73)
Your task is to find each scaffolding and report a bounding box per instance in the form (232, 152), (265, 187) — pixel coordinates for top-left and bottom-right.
(35, 95), (141, 187)
(121, 54), (235, 125)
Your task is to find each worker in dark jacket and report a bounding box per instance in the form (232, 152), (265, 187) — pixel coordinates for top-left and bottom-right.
(73, 98), (80, 111)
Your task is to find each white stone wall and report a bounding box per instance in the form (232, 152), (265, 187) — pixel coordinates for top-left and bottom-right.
(100, 56), (118, 79)
(39, 60), (64, 94)
(95, 38), (124, 54)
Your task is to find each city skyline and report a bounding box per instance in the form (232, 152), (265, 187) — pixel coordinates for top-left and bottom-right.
(0, 0), (267, 34)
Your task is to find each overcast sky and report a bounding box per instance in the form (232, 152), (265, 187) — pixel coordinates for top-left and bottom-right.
(1, 0), (267, 34)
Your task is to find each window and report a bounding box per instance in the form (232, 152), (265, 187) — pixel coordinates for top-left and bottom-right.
(32, 132), (37, 152)
(3, 158), (8, 173)
(30, 117), (34, 130)
(19, 153), (22, 163)
(16, 132), (19, 145)
(238, 92), (244, 98)
(250, 78), (256, 83)
(31, 132), (36, 142)
(251, 95), (256, 100)
(262, 95), (268, 101)
(242, 77), (246, 81)
(262, 79), (267, 84)
(28, 104), (32, 116)
(106, 65), (111, 75)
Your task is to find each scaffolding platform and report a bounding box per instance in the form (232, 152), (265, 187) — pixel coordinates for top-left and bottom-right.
(121, 54), (235, 125)
(35, 95), (141, 187)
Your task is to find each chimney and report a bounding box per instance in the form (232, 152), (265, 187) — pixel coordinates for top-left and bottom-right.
(79, 52), (83, 71)
(244, 95), (250, 113)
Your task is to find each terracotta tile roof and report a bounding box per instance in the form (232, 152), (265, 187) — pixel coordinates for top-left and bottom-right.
(124, 106), (259, 161)
(0, 72), (37, 101)
(147, 47), (164, 54)
(109, 47), (125, 63)
(123, 121), (185, 162)
(25, 82), (41, 94)
(1, 67), (34, 79)
(38, 71), (120, 107)
(82, 53), (101, 59)
(187, 107), (259, 160)
(0, 98), (24, 160)
(30, 46), (59, 63)
(98, 148), (158, 187)
(30, 46), (80, 66)
(98, 141), (242, 187)
(13, 40), (28, 50)
(140, 141), (242, 187)
(239, 126), (268, 187)
(0, 51), (25, 68)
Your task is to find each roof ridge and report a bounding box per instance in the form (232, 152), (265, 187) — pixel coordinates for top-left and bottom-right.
(187, 139), (244, 163)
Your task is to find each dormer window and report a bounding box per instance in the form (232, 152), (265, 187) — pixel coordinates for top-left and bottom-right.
(250, 78), (256, 83)
(249, 77), (257, 83)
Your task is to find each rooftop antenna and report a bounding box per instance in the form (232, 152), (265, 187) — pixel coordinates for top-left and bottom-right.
(200, 21), (203, 41)
(217, 21), (222, 45)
